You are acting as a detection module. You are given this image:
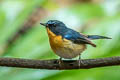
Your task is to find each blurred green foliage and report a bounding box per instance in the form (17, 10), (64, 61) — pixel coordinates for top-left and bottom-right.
(0, 0), (120, 80)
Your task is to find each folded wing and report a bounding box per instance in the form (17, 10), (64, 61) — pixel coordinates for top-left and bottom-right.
(63, 29), (96, 47)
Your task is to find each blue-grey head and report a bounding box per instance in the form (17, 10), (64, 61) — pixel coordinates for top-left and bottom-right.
(40, 20), (66, 28)
(40, 20), (67, 35)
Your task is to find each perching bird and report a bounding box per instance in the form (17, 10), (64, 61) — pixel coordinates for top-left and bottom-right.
(40, 20), (111, 63)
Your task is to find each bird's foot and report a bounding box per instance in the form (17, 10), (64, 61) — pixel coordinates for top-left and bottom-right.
(78, 55), (82, 68)
(58, 57), (63, 67)
(78, 59), (83, 68)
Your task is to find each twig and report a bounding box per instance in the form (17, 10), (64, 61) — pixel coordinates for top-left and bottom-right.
(0, 57), (120, 70)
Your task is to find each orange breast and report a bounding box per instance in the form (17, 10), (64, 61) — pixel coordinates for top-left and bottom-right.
(46, 28), (64, 52)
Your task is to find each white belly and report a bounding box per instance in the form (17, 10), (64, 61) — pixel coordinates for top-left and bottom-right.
(54, 41), (86, 59)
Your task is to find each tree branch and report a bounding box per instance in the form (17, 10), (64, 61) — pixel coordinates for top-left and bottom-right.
(0, 57), (120, 70)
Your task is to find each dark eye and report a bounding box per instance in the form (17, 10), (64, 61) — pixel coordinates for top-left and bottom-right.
(48, 24), (53, 26)
(48, 24), (56, 27)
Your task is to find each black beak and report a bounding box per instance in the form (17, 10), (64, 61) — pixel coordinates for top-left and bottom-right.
(40, 23), (47, 26)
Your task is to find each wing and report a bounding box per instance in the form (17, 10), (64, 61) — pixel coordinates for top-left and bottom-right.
(63, 29), (96, 47)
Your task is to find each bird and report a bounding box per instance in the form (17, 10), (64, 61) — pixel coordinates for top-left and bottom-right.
(40, 20), (111, 66)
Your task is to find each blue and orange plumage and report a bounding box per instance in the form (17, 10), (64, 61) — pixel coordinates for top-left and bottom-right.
(40, 20), (111, 59)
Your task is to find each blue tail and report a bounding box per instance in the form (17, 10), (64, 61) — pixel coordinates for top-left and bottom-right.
(87, 35), (112, 40)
